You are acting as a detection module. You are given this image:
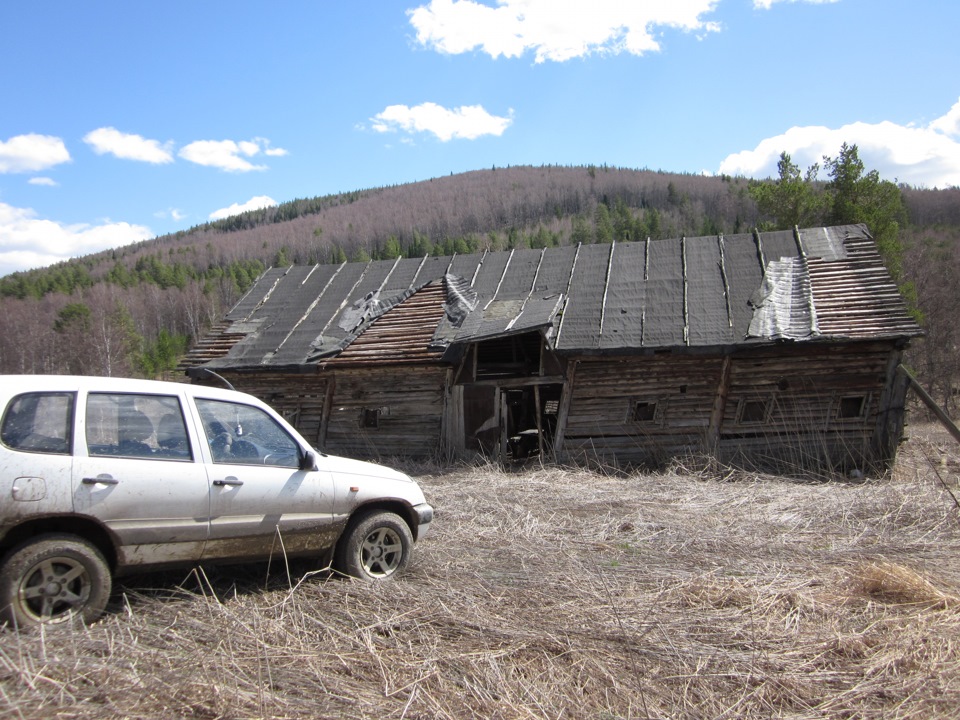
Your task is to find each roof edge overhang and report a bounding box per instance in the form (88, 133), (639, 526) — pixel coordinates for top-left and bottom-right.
(186, 362), (320, 377)
(552, 334), (916, 359)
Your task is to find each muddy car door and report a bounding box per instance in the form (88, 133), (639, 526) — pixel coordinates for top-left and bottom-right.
(193, 397), (338, 562)
(72, 391), (210, 567)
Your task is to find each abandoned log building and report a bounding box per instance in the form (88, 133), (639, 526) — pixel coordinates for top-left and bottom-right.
(183, 223), (923, 471)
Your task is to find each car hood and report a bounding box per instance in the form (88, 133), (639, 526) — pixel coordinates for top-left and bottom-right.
(321, 453), (415, 484)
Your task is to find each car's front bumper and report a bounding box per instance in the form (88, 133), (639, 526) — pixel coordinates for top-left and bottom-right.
(413, 502), (434, 539)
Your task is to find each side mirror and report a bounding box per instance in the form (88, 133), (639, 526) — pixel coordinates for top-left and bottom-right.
(299, 450), (318, 472)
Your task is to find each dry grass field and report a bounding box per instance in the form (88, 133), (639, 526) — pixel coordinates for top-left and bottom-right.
(2, 423), (960, 719)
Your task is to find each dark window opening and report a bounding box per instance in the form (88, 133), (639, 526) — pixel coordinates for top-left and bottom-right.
(361, 408), (381, 429)
(837, 395), (867, 420)
(475, 332), (543, 379)
(633, 401), (659, 423)
(738, 399), (769, 424)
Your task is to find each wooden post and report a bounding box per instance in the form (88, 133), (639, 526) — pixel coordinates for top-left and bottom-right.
(441, 368), (465, 461)
(707, 355), (732, 450)
(499, 390), (509, 464)
(319, 375), (335, 451)
(898, 365), (960, 446)
(553, 360), (577, 460)
(534, 384), (543, 456)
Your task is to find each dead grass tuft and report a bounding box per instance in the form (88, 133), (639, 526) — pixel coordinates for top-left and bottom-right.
(848, 559), (960, 609)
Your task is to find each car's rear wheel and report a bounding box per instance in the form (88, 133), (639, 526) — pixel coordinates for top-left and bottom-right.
(0, 535), (111, 628)
(334, 511), (412, 580)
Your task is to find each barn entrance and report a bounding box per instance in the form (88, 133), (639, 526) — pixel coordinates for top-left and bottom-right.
(456, 331), (566, 463)
(461, 382), (563, 462)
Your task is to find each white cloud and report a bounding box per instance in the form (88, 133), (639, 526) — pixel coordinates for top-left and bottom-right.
(0, 202), (152, 276)
(753, 0), (839, 9)
(930, 97), (960, 138)
(209, 195), (277, 220)
(179, 138), (287, 172)
(372, 102), (513, 141)
(408, 0), (721, 63)
(0, 134), (70, 174)
(83, 127), (174, 164)
(28, 177), (58, 187)
(718, 98), (960, 188)
(155, 208), (186, 222)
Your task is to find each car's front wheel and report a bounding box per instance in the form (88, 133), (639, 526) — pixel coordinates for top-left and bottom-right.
(334, 511), (413, 580)
(0, 534), (111, 628)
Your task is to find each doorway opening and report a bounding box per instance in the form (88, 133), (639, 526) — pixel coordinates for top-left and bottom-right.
(462, 383), (563, 462)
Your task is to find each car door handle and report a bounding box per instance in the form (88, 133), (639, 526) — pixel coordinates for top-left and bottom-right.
(82, 476), (119, 485)
(213, 477), (244, 487)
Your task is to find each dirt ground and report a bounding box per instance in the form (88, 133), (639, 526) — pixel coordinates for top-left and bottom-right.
(2, 421), (960, 719)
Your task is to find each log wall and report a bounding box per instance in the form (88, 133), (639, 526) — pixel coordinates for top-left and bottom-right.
(715, 343), (905, 472)
(323, 366), (448, 459)
(560, 354), (725, 465)
(559, 342), (907, 471)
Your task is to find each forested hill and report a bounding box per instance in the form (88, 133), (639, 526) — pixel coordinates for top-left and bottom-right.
(0, 164), (957, 407)
(0, 165), (766, 300)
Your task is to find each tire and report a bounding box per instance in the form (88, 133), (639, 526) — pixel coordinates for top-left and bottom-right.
(334, 511), (413, 580)
(0, 535), (112, 628)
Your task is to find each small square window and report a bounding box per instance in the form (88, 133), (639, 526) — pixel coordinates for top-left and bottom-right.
(633, 400), (659, 423)
(837, 395), (867, 420)
(361, 408), (380, 429)
(738, 399), (769, 424)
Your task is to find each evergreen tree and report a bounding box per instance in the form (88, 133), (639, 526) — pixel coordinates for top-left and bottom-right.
(749, 152), (826, 230)
(594, 203), (614, 243)
(382, 235), (402, 259)
(823, 143), (907, 282)
(570, 215), (592, 245)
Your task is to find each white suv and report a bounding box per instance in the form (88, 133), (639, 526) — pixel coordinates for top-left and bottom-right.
(0, 375), (433, 628)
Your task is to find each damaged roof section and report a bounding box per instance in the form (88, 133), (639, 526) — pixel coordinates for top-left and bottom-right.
(185, 224), (922, 373)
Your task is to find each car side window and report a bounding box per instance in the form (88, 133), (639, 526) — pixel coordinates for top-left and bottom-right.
(86, 393), (191, 460)
(0, 392), (75, 454)
(195, 398), (301, 468)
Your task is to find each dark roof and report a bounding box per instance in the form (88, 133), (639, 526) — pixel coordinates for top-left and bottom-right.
(186, 224), (922, 373)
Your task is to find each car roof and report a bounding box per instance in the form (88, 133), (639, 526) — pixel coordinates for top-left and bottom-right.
(0, 375), (262, 405)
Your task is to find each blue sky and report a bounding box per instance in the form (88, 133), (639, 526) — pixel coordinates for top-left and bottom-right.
(1, 0), (958, 277)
